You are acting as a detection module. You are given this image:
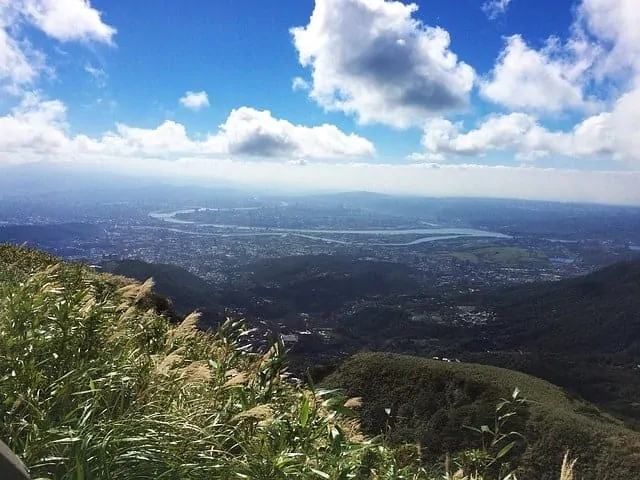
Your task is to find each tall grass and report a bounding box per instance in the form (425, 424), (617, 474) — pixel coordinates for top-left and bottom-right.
(0, 246), (574, 479)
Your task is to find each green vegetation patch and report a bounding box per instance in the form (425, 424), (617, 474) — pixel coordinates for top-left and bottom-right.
(323, 352), (640, 480)
(0, 245), (615, 479)
(440, 246), (547, 266)
(0, 245), (427, 479)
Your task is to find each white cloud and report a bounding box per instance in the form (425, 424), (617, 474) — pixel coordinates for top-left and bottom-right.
(91, 121), (196, 157)
(0, 93), (70, 156)
(418, 83), (640, 164)
(480, 35), (599, 113)
(179, 91), (210, 111)
(480, 0), (640, 116)
(482, 0), (512, 19)
(292, 77), (310, 91)
(419, 114), (545, 160)
(85, 64), (107, 87)
(1, 96), (638, 206)
(0, 97), (375, 161)
(0, 0), (114, 93)
(420, 0), (640, 163)
(0, 26), (44, 92)
(578, 0), (640, 78)
(291, 0), (475, 128)
(208, 107), (376, 158)
(20, 0), (116, 44)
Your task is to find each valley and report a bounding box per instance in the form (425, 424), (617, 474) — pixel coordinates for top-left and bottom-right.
(5, 186), (640, 422)
(3, 186), (640, 479)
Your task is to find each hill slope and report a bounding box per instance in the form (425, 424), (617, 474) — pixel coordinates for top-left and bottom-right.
(6, 244), (639, 478)
(477, 259), (640, 355)
(455, 260), (640, 422)
(101, 259), (223, 326)
(0, 244), (431, 479)
(232, 254), (423, 316)
(323, 352), (640, 480)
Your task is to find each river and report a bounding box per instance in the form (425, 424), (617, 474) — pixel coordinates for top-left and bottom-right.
(146, 208), (511, 246)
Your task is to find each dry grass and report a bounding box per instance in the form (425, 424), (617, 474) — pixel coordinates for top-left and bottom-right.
(560, 453), (577, 480)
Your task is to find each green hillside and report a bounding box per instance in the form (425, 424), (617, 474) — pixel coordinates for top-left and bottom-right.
(234, 254), (423, 316)
(323, 353), (640, 480)
(101, 259), (216, 313)
(477, 259), (640, 356)
(458, 260), (640, 422)
(0, 244), (624, 479)
(1, 244), (433, 479)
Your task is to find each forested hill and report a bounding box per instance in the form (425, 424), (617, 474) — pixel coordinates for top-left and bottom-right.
(453, 260), (640, 424)
(323, 353), (640, 480)
(474, 259), (640, 355)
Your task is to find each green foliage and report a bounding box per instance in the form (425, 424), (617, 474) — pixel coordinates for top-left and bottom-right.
(100, 259), (218, 319)
(0, 245), (430, 479)
(460, 388), (528, 478)
(0, 245), (588, 479)
(323, 352), (640, 480)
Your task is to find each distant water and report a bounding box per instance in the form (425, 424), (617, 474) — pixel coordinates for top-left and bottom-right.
(630, 245), (640, 252)
(550, 257), (575, 264)
(149, 209), (510, 239)
(545, 238), (579, 244)
(146, 209), (510, 246)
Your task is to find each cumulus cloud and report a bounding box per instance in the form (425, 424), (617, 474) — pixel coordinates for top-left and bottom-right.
(482, 0), (513, 19)
(578, 0), (640, 78)
(480, 35), (599, 113)
(208, 107), (375, 158)
(0, 93), (70, 156)
(417, 84), (640, 164)
(0, 97), (375, 162)
(20, 0), (116, 44)
(480, 0), (640, 116)
(0, 0), (114, 92)
(419, 114), (568, 161)
(179, 91), (210, 111)
(416, 0), (640, 163)
(291, 0), (475, 128)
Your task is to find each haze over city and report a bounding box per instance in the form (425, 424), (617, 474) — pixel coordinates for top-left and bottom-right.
(1, 0), (640, 204)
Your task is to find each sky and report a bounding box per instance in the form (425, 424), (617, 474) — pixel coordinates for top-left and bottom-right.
(1, 0), (640, 205)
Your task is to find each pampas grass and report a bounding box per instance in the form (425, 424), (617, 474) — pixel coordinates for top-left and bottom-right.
(0, 245), (580, 480)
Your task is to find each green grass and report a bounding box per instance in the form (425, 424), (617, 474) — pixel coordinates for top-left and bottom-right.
(323, 353), (640, 480)
(2, 245), (432, 479)
(439, 246), (547, 266)
(0, 244), (580, 479)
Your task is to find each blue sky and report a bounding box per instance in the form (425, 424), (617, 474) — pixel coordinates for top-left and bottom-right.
(43, 0), (577, 152)
(1, 0), (640, 204)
